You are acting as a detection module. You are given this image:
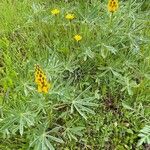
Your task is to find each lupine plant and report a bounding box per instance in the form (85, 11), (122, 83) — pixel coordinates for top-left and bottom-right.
(0, 0), (150, 149)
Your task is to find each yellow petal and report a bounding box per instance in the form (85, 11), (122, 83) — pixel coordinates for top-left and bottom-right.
(74, 35), (82, 42)
(37, 85), (42, 93)
(51, 9), (60, 15)
(65, 13), (75, 20)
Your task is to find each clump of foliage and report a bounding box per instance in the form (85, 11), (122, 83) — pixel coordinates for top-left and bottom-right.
(0, 0), (150, 149)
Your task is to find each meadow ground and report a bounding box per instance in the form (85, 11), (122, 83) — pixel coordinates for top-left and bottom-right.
(0, 0), (150, 150)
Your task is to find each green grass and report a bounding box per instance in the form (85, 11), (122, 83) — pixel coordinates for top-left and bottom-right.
(0, 0), (150, 150)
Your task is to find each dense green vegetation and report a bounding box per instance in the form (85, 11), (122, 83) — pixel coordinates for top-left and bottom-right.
(0, 0), (150, 149)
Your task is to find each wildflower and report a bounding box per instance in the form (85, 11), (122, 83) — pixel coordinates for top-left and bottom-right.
(65, 13), (75, 20)
(107, 0), (119, 13)
(51, 8), (60, 15)
(74, 34), (82, 42)
(34, 64), (51, 93)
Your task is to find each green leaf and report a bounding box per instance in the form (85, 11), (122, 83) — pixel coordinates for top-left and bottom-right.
(103, 45), (117, 54)
(45, 138), (55, 150)
(19, 117), (24, 136)
(46, 135), (64, 144)
(122, 102), (134, 110)
(74, 104), (87, 120)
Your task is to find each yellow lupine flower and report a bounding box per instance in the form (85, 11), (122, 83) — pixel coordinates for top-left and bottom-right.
(65, 13), (75, 20)
(38, 85), (42, 93)
(74, 34), (82, 42)
(42, 83), (50, 93)
(35, 65), (45, 84)
(34, 64), (51, 93)
(107, 0), (119, 13)
(38, 84), (50, 93)
(51, 8), (60, 15)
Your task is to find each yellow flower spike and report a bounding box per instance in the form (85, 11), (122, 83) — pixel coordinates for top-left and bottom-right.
(74, 34), (82, 42)
(107, 0), (119, 13)
(65, 13), (75, 20)
(34, 64), (51, 93)
(51, 8), (60, 15)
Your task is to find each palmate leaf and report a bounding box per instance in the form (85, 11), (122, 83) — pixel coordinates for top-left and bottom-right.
(76, 103), (96, 114)
(63, 126), (85, 141)
(0, 106), (35, 136)
(103, 45), (117, 54)
(137, 125), (150, 147)
(29, 125), (64, 150)
(71, 91), (98, 120)
(70, 86), (98, 119)
(0, 116), (18, 131)
(31, 136), (62, 150)
(117, 76), (138, 95)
